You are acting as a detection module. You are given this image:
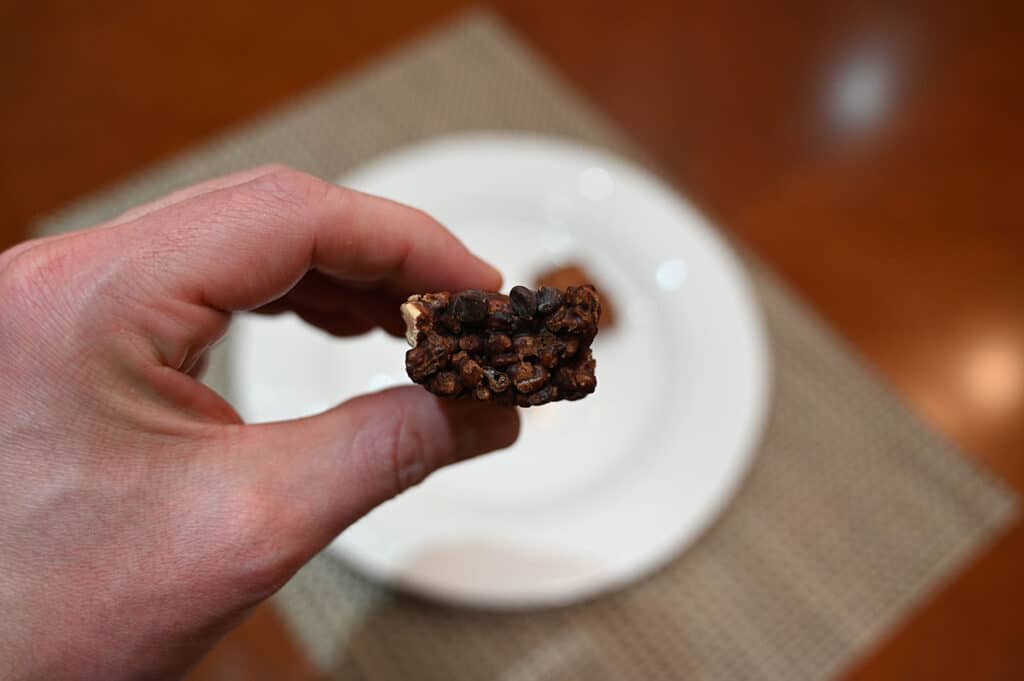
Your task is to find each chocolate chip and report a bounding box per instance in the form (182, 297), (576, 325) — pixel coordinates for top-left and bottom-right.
(510, 285), (537, 318)
(451, 290), (488, 323)
(536, 286), (564, 314)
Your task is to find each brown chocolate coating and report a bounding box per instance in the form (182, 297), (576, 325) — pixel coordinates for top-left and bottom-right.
(402, 285), (600, 406)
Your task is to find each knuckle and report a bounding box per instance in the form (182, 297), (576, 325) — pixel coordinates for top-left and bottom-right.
(0, 239), (41, 272)
(406, 205), (439, 231)
(259, 166), (334, 210)
(0, 240), (70, 310)
(220, 166), (338, 229)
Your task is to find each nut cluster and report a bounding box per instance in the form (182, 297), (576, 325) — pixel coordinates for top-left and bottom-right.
(402, 285), (600, 407)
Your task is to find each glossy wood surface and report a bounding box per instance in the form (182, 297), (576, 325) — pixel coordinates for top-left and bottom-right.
(2, 2), (1022, 679)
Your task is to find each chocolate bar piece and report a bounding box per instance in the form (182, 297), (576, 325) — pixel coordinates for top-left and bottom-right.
(402, 285), (600, 407)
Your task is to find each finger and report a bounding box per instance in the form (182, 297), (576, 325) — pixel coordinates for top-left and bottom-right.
(223, 387), (519, 556)
(253, 270), (406, 337)
(116, 167), (501, 364)
(290, 305), (378, 337)
(185, 351), (209, 379)
(126, 167), (500, 310)
(2, 167), (288, 275)
(0, 167), (283, 276)
(0, 233), (74, 272)
(107, 165), (283, 227)
(2, 164), (279, 276)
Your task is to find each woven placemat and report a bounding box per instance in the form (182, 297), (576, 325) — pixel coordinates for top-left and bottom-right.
(34, 12), (1016, 681)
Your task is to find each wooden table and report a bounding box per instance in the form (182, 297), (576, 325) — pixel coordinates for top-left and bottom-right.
(3, 2), (1022, 679)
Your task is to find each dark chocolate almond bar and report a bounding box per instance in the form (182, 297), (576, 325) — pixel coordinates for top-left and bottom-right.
(401, 285), (600, 407)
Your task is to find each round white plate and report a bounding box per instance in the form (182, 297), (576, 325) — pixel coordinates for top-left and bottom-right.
(229, 133), (771, 609)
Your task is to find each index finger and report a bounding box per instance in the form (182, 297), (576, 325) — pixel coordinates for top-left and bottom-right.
(121, 166), (501, 312)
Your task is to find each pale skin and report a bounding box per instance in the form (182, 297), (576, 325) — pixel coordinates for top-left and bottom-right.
(0, 165), (520, 680)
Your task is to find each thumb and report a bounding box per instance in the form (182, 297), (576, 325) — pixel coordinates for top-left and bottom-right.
(222, 386), (519, 563)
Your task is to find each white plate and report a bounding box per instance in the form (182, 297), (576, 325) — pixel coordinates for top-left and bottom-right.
(229, 133), (771, 609)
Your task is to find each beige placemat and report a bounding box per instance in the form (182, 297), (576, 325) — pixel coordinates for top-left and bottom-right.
(33, 11), (1017, 681)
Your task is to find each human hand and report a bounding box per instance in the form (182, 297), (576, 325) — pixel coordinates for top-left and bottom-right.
(0, 165), (519, 680)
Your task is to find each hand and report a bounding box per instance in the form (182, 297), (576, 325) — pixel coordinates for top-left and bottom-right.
(0, 165), (519, 680)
